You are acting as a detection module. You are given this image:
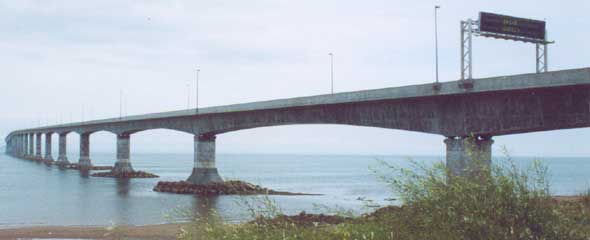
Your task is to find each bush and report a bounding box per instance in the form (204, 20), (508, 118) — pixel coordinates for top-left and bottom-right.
(177, 143), (590, 239)
(376, 152), (572, 239)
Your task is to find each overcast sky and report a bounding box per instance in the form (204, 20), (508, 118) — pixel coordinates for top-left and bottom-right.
(1, 0), (589, 157)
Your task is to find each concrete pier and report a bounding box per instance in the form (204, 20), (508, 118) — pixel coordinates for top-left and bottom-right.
(28, 134), (34, 159)
(111, 133), (135, 175)
(445, 136), (493, 177)
(15, 135), (20, 156)
(56, 133), (70, 165)
(19, 135), (24, 157)
(78, 133), (92, 169)
(35, 133), (42, 160)
(21, 135), (26, 157)
(6, 138), (12, 155)
(187, 134), (224, 184)
(44, 133), (54, 163)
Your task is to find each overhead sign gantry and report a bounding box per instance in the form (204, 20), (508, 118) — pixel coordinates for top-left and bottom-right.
(460, 12), (554, 81)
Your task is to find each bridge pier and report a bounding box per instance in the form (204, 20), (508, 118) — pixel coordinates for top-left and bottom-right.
(6, 137), (12, 155)
(111, 133), (135, 175)
(21, 134), (27, 157)
(187, 134), (224, 184)
(27, 134), (33, 159)
(19, 135), (25, 157)
(445, 136), (493, 177)
(14, 135), (19, 156)
(44, 133), (54, 163)
(78, 133), (92, 169)
(20, 135), (25, 157)
(35, 133), (42, 161)
(55, 133), (70, 166)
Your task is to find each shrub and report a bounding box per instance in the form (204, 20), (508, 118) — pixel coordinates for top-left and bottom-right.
(177, 142), (590, 239)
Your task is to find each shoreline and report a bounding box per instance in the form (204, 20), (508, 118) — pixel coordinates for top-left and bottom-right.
(2, 195), (586, 239)
(0, 223), (186, 239)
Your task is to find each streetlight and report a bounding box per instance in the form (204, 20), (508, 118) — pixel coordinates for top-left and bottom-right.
(186, 82), (190, 110)
(119, 90), (123, 120)
(196, 68), (200, 114)
(434, 5), (441, 84)
(328, 53), (334, 94)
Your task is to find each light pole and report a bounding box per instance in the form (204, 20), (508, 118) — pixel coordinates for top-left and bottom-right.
(434, 5), (440, 84)
(119, 90), (123, 120)
(196, 68), (200, 113)
(329, 53), (334, 94)
(186, 82), (190, 110)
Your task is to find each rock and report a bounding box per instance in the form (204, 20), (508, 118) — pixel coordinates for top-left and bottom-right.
(152, 180), (320, 196)
(91, 170), (159, 178)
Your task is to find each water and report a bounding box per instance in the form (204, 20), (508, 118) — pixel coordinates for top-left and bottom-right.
(0, 152), (589, 229)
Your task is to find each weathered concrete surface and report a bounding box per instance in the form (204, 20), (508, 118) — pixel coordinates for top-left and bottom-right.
(4, 68), (590, 179)
(44, 133), (54, 163)
(29, 134), (34, 157)
(445, 137), (493, 177)
(187, 134), (224, 184)
(78, 133), (92, 169)
(111, 134), (135, 175)
(5, 68), (590, 139)
(35, 133), (42, 160)
(55, 133), (70, 165)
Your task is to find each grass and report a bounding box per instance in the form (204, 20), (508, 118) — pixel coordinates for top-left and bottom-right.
(176, 140), (590, 239)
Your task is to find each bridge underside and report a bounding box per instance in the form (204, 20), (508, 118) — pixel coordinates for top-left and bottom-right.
(5, 72), (590, 181)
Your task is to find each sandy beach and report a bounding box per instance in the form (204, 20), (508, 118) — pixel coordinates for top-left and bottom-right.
(0, 223), (185, 240)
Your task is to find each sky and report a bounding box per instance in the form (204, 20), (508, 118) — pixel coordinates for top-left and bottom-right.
(1, 0), (589, 157)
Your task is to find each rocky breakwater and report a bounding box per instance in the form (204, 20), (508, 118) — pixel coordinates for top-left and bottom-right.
(62, 164), (113, 171)
(153, 180), (320, 196)
(91, 171), (159, 178)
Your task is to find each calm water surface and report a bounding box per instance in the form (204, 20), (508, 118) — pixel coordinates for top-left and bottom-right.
(0, 152), (589, 228)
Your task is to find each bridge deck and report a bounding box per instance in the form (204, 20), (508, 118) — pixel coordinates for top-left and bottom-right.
(8, 67), (590, 137)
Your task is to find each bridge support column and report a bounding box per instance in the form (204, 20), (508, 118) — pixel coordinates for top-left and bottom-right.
(22, 135), (27, 157)
(445, 136), (493, 177)
(15, 136), (20, 157)
(187, 134), (224, 184)
(6, 138), (12, 155)
(44, 133), (54, 163)
(56, 133), (70, 166)
(27, 134), (33, 158)
(26, 134), (35, 159)
(78, 133), (92, 169)
(19, 135), (24, 157)
(21, 135), (26, 157)
(35, 133), (42, 160)
(112, 133), (135, 175)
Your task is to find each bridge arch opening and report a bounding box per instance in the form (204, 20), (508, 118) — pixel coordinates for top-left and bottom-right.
(128, 128), (194, 153)
(108, 128), (196, 175)
(214, 124), (445, 156)
(85, 130), (117, 166)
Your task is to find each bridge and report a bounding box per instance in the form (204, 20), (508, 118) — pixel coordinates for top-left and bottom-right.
(4, 68), (590, 182)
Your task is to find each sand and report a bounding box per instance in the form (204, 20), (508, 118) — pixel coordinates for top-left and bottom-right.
(0, 223), (185, 240)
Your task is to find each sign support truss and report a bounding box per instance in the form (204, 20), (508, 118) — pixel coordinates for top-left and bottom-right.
(459, 15), (554, 81)
(461, 19), (478, 80)
(536, 43), (548, 73)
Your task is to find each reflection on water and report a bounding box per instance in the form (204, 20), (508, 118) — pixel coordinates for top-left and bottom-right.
(79, 169), (90, 178)
(191, 195), (219, 221)
(116, 178), (131, 196)
(0, 153), (588, 228)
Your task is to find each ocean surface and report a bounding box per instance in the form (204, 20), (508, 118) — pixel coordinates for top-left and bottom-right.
(0, 152), (589, 229)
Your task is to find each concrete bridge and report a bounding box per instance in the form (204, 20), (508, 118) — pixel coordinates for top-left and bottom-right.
(5, 68), (590, 182)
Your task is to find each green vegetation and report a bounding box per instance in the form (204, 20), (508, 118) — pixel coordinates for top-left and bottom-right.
(177, 144), (590, 239)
